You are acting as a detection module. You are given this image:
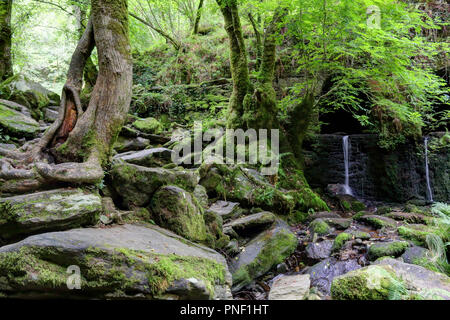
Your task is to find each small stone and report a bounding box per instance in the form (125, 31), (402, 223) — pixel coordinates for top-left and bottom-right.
(269, 274), (311, 300)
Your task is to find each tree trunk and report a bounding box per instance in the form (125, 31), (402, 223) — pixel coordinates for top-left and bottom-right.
(248, 12), (262, 69)
(0, 0), (132, 192)
(216, 0), (252, 128)
(192, 0), (204, 35)
(0, 0), (13, 81)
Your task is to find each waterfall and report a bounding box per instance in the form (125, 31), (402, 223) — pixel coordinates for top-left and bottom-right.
(424, 137), (433, 202)
(342, 136), (353, 195)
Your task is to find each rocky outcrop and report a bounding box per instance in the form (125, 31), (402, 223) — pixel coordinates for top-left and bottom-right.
(0, 189), (101, 240)
(0, 224), (232, 299)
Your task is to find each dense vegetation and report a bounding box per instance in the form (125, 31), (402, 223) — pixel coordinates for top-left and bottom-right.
(0, 0), (448, 301)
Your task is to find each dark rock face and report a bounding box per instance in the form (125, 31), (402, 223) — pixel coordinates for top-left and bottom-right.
(304, 134), (449, 202)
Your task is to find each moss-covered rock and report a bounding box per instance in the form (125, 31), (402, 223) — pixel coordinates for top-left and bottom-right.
(0, 224), (231, 299)
(110, 162), (199, 208)
(150, 186), (207, 242)
(355, 215), (399, 229)
(231, 221), (298, 291)
(331, 265), (408, 300)
(203, 210), (229, 250)
(223, 211), (275, 236)
(132, 117), (163, 134)
(0, 189), (101, 240)
(398, 224), (448, 246)
(0, 103), (40, 138)
(368, 241), (410, 261)
(0, 74), (59, 120)
(309, 218), (331, 235)
(332, 232), (353, 252)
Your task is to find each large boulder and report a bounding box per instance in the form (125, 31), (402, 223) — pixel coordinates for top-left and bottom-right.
(230, 221), (298, 291)
(374, 258), (450, 300)
(0, 224), (232, 299)
(110, 162), (199, 208)
(207, 200), (241, 220)
(0, 188), (101, 240)
(150, 186), (207, 242)
(331, 259), (450, 300)
(0, 102), (40, 138)
(306, 258), (361, 296)
(0, 74), (60, 120)
(368, 241), (410, 261)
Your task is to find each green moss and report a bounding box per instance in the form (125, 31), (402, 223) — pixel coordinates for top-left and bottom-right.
(368, 241), (410, 261)
(331, 265), (408, 300)
(0, 246), (226, 298)
(309, 218), (330, 235)
(398, 224), (448, 246)
(133, 117), (163, 134)
(232, 229), (297, 289)
(351, 201), (366, 212)
(332, 232), (353, 251)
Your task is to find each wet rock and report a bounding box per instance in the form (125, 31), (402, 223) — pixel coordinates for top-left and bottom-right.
(113, 136), (150, 153)
(306, 240), (333, 260)
(374, 258), (450, 300)
(307, 211), (342, 222)
(0, 224), (231, 299)
(113, 148), (173, 167)
(306, 258), (361, 296)
(269, 274), (311, 300)
(207, 200), (241, 220)
(0, 103), (40, 138)
(150, 186), (207, 242)
(0, 188), (101, 240)
(223, 212), (276, 236)
(230, 221), (298, 292)
(110, 163), (199, 208)
(401, 246), (431, 264)
(368, 241), (410, 261)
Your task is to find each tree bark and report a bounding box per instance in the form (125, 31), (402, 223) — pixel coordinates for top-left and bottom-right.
(216, 0), (252, 129)
(0, 0), (13, 81)
(0, 0), (132, 192)
(248, 12), (262, 69)
(192, 0), (204, 35)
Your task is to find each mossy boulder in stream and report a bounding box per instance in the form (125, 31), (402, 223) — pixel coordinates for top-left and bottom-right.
(368, 241), (410, 261)
(150, 186), (207, 242)
(0, 188), (102, 240)
(0, 224), (232, 299)
(331, 265), (408, 300)
(230, 221), (298, 291)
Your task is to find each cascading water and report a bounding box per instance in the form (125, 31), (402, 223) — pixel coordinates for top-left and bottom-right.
(424, 137), (433, 202)
(342, 136), (353, 195)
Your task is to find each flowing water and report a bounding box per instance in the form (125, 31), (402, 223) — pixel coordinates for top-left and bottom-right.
(342, 136), (353, 195)
(424, 137), (433, 202)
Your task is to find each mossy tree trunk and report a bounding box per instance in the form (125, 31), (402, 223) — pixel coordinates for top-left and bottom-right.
(0, 0), (13, 81)
(192, 0), (204, 35)
(216, 0), (252, 129)
(0, 0), (132, 192)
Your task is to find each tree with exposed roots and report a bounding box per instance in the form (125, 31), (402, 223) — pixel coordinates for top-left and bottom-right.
(0, 0), (133, 194)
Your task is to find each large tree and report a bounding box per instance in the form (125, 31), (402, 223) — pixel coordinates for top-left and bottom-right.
(0, 0), (13, 80)
(0, 0), (133, 193)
